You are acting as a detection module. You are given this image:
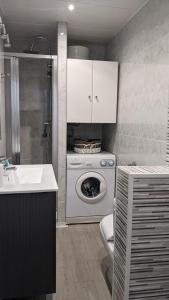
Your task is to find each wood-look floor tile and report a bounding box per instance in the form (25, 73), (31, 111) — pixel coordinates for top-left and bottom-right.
(56, 224), (111, 300)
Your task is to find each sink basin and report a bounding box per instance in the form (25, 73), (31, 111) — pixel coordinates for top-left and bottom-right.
(0, 164), (58, 194)
(4, 166), (43, 186)
(16, 166), (43, 184)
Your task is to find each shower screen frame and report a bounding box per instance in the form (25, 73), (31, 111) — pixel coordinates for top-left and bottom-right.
(4, 52), (58, 167)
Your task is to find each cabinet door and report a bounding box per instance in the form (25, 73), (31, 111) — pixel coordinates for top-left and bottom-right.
(0, 192), (56, 298)
(92, 61), (118, 123)
(67, 59), (93, 123)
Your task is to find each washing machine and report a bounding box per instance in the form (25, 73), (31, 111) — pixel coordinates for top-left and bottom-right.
(66, 152), (116, 224)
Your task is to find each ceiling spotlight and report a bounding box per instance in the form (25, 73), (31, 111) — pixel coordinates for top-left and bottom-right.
(60, 32), (65, 36)
(68, 4), (75, 11)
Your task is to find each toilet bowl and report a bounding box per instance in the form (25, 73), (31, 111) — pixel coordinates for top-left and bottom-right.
(100, 198), (116, 288)
(100, 214), (114, 260)
(100, 213), (114, 288)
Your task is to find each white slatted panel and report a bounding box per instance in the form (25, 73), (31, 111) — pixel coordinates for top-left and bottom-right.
(166, 106), (169, 164)
(113, 166), (169, 300)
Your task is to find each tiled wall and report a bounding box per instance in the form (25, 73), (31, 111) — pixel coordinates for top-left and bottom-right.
(19, 58), (52, 164)
(106, 0), (169, 166)
(87, 44), (106, 60)
(67, 124), (102, 150)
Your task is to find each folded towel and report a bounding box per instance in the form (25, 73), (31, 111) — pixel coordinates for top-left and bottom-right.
(100, 214), (114, 241)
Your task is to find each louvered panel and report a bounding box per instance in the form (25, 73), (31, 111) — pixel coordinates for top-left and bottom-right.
(113, 168), (129, 300)
(113, 166), (169, 300)
(167, 110), (169, 164)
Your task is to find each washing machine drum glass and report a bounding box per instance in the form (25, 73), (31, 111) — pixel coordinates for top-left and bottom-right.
(76, 172), (107, 203)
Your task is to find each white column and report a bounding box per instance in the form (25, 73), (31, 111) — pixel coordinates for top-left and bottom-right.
(57, 22), (67, 225)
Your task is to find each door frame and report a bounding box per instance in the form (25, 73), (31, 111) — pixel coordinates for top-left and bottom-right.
(4, 52), (58, 168)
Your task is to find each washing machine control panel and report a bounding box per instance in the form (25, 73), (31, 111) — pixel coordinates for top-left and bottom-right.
(100, 159), (115, 168)
(67, 154), (116, 169)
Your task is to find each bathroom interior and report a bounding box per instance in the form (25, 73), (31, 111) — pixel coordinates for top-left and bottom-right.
(0, 0), (169, 300)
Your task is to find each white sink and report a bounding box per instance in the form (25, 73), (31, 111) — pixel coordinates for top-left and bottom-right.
(0, 164), (58, 194)
(16, 166), (43, 184)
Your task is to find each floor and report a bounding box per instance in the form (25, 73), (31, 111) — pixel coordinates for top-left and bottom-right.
(56, 223), (112, 300)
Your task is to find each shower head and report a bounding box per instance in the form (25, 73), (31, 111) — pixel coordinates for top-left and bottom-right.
(23, 35), (52, 55)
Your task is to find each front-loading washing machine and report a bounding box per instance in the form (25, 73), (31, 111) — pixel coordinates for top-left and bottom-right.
(66, 152), (116, 224)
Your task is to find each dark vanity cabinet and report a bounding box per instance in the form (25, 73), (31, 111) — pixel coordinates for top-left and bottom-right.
(0, 191), (56, 299)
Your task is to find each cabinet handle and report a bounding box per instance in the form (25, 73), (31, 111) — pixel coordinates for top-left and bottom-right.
(95, 96), (99, 102)
(88, 96), (92, 102)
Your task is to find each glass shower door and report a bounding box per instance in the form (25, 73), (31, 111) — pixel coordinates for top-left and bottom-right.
(0, 52), (6, 157)
(19, 58), (52, 164)
(4, 56), (20, 164)
(4, 55), (53, 165)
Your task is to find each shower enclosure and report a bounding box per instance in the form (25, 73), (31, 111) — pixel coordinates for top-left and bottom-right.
(4, 53), (57, 167)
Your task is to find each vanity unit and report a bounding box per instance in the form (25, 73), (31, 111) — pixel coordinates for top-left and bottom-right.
(0, 164), (58, 299)
(67, 59), (118, 123)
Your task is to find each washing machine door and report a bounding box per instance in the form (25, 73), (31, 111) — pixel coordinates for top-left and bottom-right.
(76, 172), (107, 203)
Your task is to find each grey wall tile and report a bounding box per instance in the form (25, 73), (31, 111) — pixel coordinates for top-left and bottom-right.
(106, 0), (169, 166)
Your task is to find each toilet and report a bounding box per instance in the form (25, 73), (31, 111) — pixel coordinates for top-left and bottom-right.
(100, 214), (114, 261)
(99, 198), (116, 288)
(99, 213), (114, 288)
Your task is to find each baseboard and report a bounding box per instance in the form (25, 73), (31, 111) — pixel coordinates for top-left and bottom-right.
(66, 215), (103, 224)
(56, 222), (68, 228)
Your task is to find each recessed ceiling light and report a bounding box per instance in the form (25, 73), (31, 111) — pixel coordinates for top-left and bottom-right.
(60, 32), (65, 36)
(68, 4), (75, 11)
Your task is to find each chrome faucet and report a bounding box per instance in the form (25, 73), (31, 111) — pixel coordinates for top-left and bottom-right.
(0, 157), (10, 169)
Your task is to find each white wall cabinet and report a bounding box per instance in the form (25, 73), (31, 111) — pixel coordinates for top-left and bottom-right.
(67, 59), (118, 123)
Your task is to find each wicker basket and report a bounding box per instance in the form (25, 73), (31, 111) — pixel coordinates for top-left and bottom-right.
(73, 139), (101, 154)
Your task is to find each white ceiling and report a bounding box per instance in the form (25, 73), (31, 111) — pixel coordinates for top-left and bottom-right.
(0, 0), (149, 43)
